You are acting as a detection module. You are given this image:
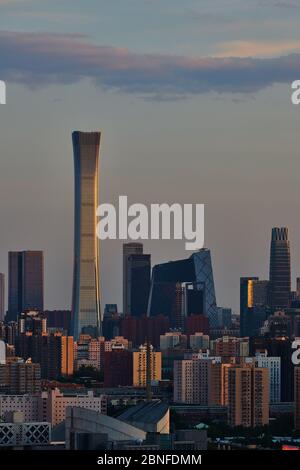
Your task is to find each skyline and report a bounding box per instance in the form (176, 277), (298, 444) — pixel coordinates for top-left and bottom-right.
(1, 0), (300, 314)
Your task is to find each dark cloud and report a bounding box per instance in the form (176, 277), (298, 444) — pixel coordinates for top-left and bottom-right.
(0, 31), (299, 99)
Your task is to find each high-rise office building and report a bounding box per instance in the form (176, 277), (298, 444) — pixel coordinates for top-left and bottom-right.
(123, 243), (143, 314)
(296, 278), (300, 300)
(252, 280), (269, 306)
(124, 252), (151, 317)
(240, 277), (258, 337)
(269, 227), (291, 309)
(71, 131), (101, 340)
(216, 307), (232, 328)
(0, 273), (4, 321)
(148, 249), (218, 327)
(295, 367), (300, 430)
(240, 277), (269, 337)
(227, 365), (269, 427)
(8, 251), (44, 321)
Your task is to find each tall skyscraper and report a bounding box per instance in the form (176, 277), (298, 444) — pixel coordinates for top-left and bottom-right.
(148, 249), (218, 327)
(240, 277), (269, 337)
(240, 277), (258, 337)
(8, 251), (44, 321)
(296, 278), (300, 300)
(269, 227), (291, 309)
(295, 367), (300, 430)
(123, 243), (143, 314)
(124, 251), (151, 317)
(71, 131), (101, 340)
(0, 273), (4, 321)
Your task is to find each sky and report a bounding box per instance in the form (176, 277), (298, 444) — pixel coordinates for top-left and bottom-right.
(0, 0), (300, 314)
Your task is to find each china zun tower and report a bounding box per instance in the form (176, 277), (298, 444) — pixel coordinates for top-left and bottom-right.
(71, 131), (102, 340)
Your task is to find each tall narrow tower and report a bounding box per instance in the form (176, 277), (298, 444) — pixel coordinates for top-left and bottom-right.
(7, 251), (44, 321)
(71, 131), (101, 340)
(269, 227), (291, 309)
(123, 242), (143, 314)
(0, 273), (5, 322)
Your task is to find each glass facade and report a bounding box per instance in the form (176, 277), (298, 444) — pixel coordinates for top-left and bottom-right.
(8, 251), (44, 321)
(269, 227), (291, 309)
(148, 249), (218, 327)
(71, 131), (101, 340)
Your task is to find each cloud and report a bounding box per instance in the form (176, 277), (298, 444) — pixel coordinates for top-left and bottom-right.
(258, 0), (300, 8)
(0, 0), (32, 4)
(215, 40), (300, 58)
(0, 31), (299, 99)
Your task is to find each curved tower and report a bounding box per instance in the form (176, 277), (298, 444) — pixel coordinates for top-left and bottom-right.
(71, 131), (101, 340)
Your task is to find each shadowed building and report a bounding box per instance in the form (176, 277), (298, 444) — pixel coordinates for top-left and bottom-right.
(71, 131), (101, 340)
(104, 349), (133, 387)
(240, 277), (258, 337)
(250, 336), (294, 402)
(8, 251), (44, 321)
(295, 367), (300, 430)
(240, 277), (270, 337)
(124, 252), (151, 317)
(44, 310), (71, 334)
(0, 274), (4, 322)
(120, 314), (169, 348)
(148, 249), (218, 327)
(123, 243), (143, 314)
(269, 227), (291, 309)
(118, 400), (170, 434)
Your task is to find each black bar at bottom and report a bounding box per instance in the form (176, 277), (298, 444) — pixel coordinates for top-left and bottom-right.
(0, 450), (299, 467)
